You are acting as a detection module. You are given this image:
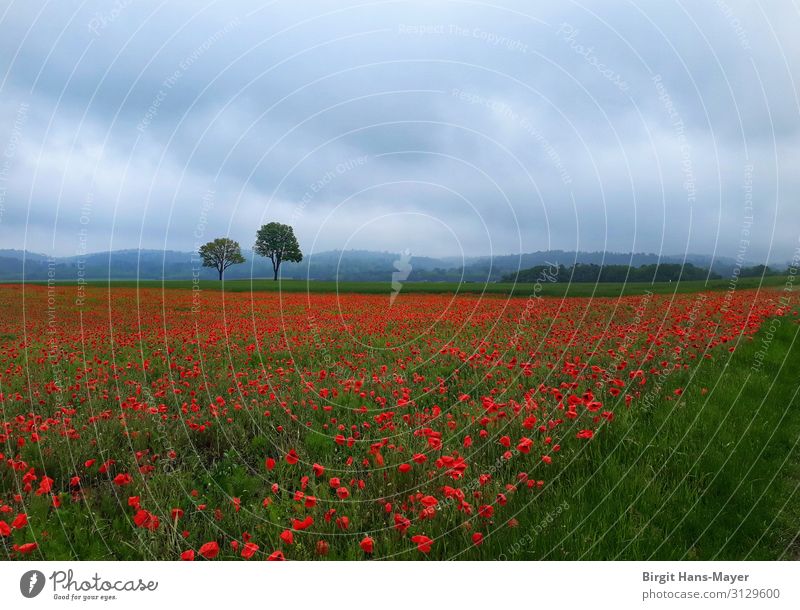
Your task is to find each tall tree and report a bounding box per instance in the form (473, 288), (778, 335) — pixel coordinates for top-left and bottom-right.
(254, 222), (303, 281)
(199, 237), (245, 280)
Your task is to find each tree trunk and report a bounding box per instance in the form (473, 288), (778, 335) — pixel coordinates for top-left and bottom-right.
(219, 268), (223, 281)
(273, 265), (278, 281)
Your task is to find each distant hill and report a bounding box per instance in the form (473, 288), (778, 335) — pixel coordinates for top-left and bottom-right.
(0, 248), (778, 282)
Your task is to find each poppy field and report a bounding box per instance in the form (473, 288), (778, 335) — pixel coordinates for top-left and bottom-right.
(0, 283), (798, 560)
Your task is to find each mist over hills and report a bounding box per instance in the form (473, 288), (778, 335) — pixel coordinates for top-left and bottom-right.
(0, 248), (776, 283)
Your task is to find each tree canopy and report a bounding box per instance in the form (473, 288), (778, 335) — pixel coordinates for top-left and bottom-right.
(198, 237), (245, 280)
(254, 222), (303, 280)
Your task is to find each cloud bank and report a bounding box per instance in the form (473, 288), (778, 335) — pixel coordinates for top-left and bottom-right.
(0, 0), (798, 264)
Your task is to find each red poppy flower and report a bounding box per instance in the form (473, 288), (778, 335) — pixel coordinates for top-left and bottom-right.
(133, 509), (156, 529)
(241, 542), (259, 559)
(292, 516), (314, 531)
(312, 463), (325, 477)
(411, 535), (433, 554)
(11, 513), (28, 529)
(16, 542), (37, 554)
(113, 473), (132, 486)
(359, 536), (374, 554)
(420, 495), (438, 508)
(268, 550), (285, 561)
(516, 437), (533, 454)
(181, 549), (195, 561)
(199, 541), (220, 559)
(394, 513), (411, 533)
(280, 529), (294, 544)
(472, 532), (484, 546)
(285, 449), (299, 465)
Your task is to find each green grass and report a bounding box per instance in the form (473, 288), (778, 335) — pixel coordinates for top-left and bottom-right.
(493, 315), (800, 560)
(20, 274), (789, 298)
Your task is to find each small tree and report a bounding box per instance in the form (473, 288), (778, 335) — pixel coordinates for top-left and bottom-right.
(254, 222), (303, 280)
(199, 237), (245, 280)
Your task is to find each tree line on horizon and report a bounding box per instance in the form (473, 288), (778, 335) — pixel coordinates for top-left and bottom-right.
(502, 262), (782, 284)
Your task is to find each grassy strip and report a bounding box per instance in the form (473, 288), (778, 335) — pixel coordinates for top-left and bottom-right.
(15, 274), (789, 298)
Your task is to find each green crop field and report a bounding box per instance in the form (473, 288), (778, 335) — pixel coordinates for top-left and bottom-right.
(26, 274), (789, 298)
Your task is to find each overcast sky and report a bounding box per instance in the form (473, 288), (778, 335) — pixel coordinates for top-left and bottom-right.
(0, 0), (798, 263)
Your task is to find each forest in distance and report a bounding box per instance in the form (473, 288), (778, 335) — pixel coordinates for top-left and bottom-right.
(501, 262), (784, 284)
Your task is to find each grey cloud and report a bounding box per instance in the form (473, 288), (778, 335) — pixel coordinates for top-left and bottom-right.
(0, 0), (798, 265)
